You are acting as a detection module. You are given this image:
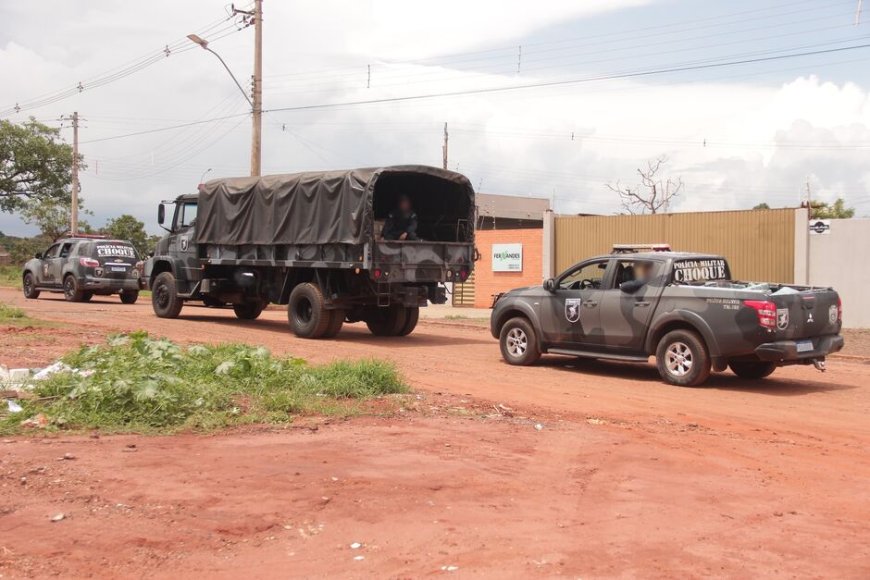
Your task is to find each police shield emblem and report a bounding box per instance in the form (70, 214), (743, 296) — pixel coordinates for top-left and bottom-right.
(565, 298), (582, 324)
(776, 308), (789, 330)
(180, 236), (189, 252)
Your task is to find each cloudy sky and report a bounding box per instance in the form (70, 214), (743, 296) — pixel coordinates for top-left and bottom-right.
(2, 0), (870, 235)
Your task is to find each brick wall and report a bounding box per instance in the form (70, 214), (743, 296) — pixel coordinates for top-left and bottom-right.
(473, 229), (543, 308)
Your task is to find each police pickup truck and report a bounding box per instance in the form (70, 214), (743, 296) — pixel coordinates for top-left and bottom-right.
(490, 245), (844, 386)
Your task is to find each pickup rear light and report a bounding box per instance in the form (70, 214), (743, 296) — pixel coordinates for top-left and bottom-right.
(744, 300), (777, 329)
(79, 257), (99, 268)
(837, 297), (843, 323)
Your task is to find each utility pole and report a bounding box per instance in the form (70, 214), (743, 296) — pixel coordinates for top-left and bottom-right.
(805, 178), (812, 285)
(250, 0), (263, 176)
(442, 122), (448, 170)
(71, 111), (80, 235)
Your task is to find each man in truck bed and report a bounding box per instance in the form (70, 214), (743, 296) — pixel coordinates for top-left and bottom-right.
(490, 246), (844, 386)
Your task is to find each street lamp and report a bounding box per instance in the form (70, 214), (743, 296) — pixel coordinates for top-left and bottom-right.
(187, 34), (253, 108)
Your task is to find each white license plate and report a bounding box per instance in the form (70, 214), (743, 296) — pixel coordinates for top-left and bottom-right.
(796, 340), (814, 353)
(110, 266), (127, 272)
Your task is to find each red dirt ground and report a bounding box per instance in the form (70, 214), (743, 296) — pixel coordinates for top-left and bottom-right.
(1, 288), (869, 578)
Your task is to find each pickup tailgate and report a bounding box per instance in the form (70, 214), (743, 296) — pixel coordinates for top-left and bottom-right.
(770, 288), (840, 340)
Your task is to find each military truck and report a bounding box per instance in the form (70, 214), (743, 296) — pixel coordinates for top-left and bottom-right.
(490, 248), (844, 386)
(145, 165), (475, 338)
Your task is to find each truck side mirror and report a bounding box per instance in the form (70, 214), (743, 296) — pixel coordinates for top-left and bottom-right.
(543, 278), (557, 293)
(157, 204), (165, 225)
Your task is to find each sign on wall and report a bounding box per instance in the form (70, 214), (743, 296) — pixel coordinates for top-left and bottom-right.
(492, 243), (523, 272)
(809, 219), (831, 235)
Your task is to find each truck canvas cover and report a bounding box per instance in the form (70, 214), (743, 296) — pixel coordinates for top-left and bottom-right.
(196, 165), (474, 246)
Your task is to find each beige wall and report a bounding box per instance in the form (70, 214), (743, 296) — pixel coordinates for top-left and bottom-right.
(806, 218), (870, 328)
(553, 209), (797, 283)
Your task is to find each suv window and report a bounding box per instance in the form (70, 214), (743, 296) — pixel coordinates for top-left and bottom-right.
(44, 244), (60, 259)
(59, 242), (74, 258)
(559, 260), (608, 290)
(75, 242), (93, 257)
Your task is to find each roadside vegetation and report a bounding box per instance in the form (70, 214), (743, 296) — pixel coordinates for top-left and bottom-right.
(0, 265), (18, 288)
(0, 332), (406, 435)
(0, 301), (27, 322)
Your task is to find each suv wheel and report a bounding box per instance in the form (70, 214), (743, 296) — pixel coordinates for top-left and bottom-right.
(119, 290), (139, 305)
(22, 272), (40, 299)
(288, 283), (331, 338)
(729, 360), (776, 380)
(499, 317), (541, 366)
(656, 329), (711, 387)
(63, 275), (85, 302)
(152, 272), (183, 318)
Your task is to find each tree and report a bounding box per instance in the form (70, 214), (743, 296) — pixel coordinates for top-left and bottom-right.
(809, 198), (854, 219)
(0, 118), (82, 213)
(20, 196), (91, 240)
(606, 156), (683, 215)
(753, 202), (771, 210)
(102, 214), (152, 256)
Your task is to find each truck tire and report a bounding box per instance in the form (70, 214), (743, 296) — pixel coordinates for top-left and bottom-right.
(729, 360), (776, 380)
(397, 306), (420, 336)
(63, 275), (85, 302)
(365, 305), (407, 336)
(233, 301), (265, 320)
(119, 290), (139, 305)
(499, 316), (541, 366)
(22, 272), (40, 299)
(288, 283), (332, 338)
(322, 309), (345, 338)
(152, 272), (184, 319)
(656, 329), (711, 387)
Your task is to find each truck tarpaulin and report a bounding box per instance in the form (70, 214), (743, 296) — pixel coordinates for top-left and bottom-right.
(195, 165), (474, 246)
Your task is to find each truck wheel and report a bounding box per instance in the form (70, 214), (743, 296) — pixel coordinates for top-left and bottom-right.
(397, 306), (420, 336)
(729, 360), (776, 380)
(233, 301), (265, 320)
(22, 272), (40, 299)
(656, 329), (711, 387)
(365, 305), (407, 336)
(322, 309), (345, 338)
(119, 290), (138, 305)
(63, 275), (85, 302)
(499, 317), (541, 366)
(288, 283), (332, 338)
(152, 272), (184, 319)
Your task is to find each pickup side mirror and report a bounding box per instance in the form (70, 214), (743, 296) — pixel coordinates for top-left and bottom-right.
(157, 204), (165, 225)
(620, 280), (643, 294)
(543, 278), (557, 293)
(34, 252), (42, 259)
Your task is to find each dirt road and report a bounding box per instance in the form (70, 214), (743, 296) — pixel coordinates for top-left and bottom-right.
(2, 289), (869, 578)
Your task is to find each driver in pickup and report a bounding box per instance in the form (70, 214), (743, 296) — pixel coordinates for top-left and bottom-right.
(381, 194), (419, 241)
(620, 261), (655, 293)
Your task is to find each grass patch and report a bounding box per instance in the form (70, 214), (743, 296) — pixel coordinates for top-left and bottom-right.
(0, 302), (28, 322)
(0, 332), (407, 435)
(0, 265), (19, 288)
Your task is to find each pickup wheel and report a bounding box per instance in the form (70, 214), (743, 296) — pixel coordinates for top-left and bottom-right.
(22, 272), (40, 299)
(288, 283), (332, 338)
(656, 329), (711, 387)
(119, 290), (138, 305)
(729, 360), (776, 380)
(63, 275), (85, 302)
(233, 301), (265, 320)
(397, 306), (420, 336)
(365, 305), (407, 336)
(499, 317), (541, 366)
(81, 291), (94, 302)
(152, 272), (184, 318)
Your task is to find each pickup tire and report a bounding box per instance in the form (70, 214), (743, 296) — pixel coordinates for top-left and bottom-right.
(499, 317), (541, 366)
(63, 275), (85, 302)
(288, 283), (332, 338)
(729, 360), (776, 380)
(22, 272), (40, 299)
(656, 329), (711, 387)
(233, 301), (265, 320)
(119, 290), (139, 305)
(365, 305), (407, 336)
(82, 292), (94, 302)
(152, 272), (184, 319)
(398, 307), (420, 336)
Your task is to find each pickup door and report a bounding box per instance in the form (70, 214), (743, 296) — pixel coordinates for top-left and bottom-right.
(539, 258), (607, 347)
(594, 257), (662, 351)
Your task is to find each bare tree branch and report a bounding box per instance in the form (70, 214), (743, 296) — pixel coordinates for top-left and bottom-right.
(606, 155), (682, 215)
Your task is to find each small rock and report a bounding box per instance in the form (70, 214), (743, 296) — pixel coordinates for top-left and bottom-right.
(441, 565), (459, 572)
(353, 555), (365, 561)
(534, 423), (544, 431)
(331, 476), (339, 482)
(62, 453), (75, 461)
(50, 513), (65, 522)
(350, 542), (362, 549)
(773, 511), (784, 517)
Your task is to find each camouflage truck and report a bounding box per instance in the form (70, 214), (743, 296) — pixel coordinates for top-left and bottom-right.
(490, 248), (844, 386)
(145, 165), (475, 338)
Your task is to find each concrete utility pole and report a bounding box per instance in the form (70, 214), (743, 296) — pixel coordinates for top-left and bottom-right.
(250, 0), (263, 176)
(442, 122), (448, 170)
(805, 178), (812, 285)
(71, 111), (80, 235)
